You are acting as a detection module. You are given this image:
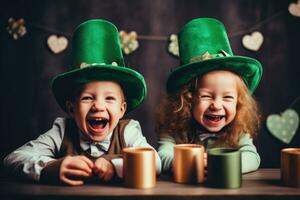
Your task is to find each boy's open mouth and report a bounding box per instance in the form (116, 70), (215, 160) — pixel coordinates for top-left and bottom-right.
(88, 118), (109, 129)
(204, 115), (225, 122)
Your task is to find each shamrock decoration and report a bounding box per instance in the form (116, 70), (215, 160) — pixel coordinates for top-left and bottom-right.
(168, 34), (179, 57)
(266, 109), (299, 144)
(6, 18), (27, 40)
(119, 31), (139, 55)
(80, 61), (118, 69)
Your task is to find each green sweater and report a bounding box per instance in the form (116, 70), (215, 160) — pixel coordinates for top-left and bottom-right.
(158, 133), (260, 174)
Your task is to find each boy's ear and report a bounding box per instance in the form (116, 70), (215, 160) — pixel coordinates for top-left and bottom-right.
(66, 101), (74, 116)
(120, 102), (127, 118)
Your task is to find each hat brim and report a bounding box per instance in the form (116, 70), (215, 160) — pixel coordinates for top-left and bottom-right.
(52, 65), (146, 114)
(167, 56), (262, 93)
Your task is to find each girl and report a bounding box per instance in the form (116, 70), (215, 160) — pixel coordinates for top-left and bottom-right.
(156, 18), (262, 174)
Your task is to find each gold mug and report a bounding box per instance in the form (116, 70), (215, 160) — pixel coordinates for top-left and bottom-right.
(173, 144), (205, 183)
(123, 147), (156, 188)
(281, 148), (300, 187)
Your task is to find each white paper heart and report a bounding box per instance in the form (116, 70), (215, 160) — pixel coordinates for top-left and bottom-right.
(242, 31), (263, 51)
(266, 109), (299, 144)
(289, 0), (300, 17)
(47, 35), (68, 54)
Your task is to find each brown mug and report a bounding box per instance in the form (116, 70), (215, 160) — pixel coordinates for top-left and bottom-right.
(123, 147), (156, 188)
(281, 148), (300, 187)
(173, 144), (205, 184)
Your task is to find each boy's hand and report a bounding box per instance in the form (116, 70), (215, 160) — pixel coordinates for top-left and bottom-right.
(93, 157), (115, 182)
(59, 155), (94, 186)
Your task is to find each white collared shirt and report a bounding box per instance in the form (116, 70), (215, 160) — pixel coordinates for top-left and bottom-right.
(79, 131), (112, 157)
(3, 117), (161, 181)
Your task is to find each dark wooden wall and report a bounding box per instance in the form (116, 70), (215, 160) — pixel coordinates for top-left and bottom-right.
(1, 0), (300, 169)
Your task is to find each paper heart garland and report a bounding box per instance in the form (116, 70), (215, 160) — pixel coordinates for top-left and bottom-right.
(289, 0), (300, 17)
(119, 31), (139, 55)
(47, 35), (68, 54)
(267, 109), (299, 144)
(242, 31), (263, 51)
(168, 34), (179, 57)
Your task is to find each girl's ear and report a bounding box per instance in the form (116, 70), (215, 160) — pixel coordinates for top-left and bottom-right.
(66, 101), (74, 116)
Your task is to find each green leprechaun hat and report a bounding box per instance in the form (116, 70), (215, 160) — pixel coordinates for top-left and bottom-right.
(167, 18), (262, 93)
(52, 19), (146, 113)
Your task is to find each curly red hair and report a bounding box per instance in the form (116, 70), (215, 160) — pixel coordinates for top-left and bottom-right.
(156, 73), (261, 147)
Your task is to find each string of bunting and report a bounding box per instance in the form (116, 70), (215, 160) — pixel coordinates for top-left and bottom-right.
(6, 1), (300, 55)
(5, 1), (300, 144)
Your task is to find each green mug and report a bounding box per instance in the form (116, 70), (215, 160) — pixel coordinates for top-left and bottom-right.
(207, 148), (241, 189)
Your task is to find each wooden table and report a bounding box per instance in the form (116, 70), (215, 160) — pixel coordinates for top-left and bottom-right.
(1, 169), (300, 200)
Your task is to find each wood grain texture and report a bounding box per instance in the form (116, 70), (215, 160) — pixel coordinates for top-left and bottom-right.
(1, 169), (300, 200)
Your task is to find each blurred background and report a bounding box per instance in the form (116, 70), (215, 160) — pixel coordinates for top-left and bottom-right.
(0, 0), (300, 170)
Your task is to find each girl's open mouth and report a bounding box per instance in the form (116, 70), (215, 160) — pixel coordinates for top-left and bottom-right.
(204, 115), (225, 122)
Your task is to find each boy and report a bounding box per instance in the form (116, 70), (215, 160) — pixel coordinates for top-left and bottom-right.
(4, 19), (161, 185)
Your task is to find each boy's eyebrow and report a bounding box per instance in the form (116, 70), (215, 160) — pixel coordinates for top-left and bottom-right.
(198, 89), (212, 92)
(79, 91), (93, 96)
(104, 91), (120, 96)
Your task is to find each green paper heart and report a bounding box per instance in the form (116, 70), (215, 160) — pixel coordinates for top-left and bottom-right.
(267, 109), (299, 144)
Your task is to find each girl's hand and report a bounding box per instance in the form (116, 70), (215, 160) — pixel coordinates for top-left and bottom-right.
(59, 155), (94, 186)
(93, 157), (115, 182)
